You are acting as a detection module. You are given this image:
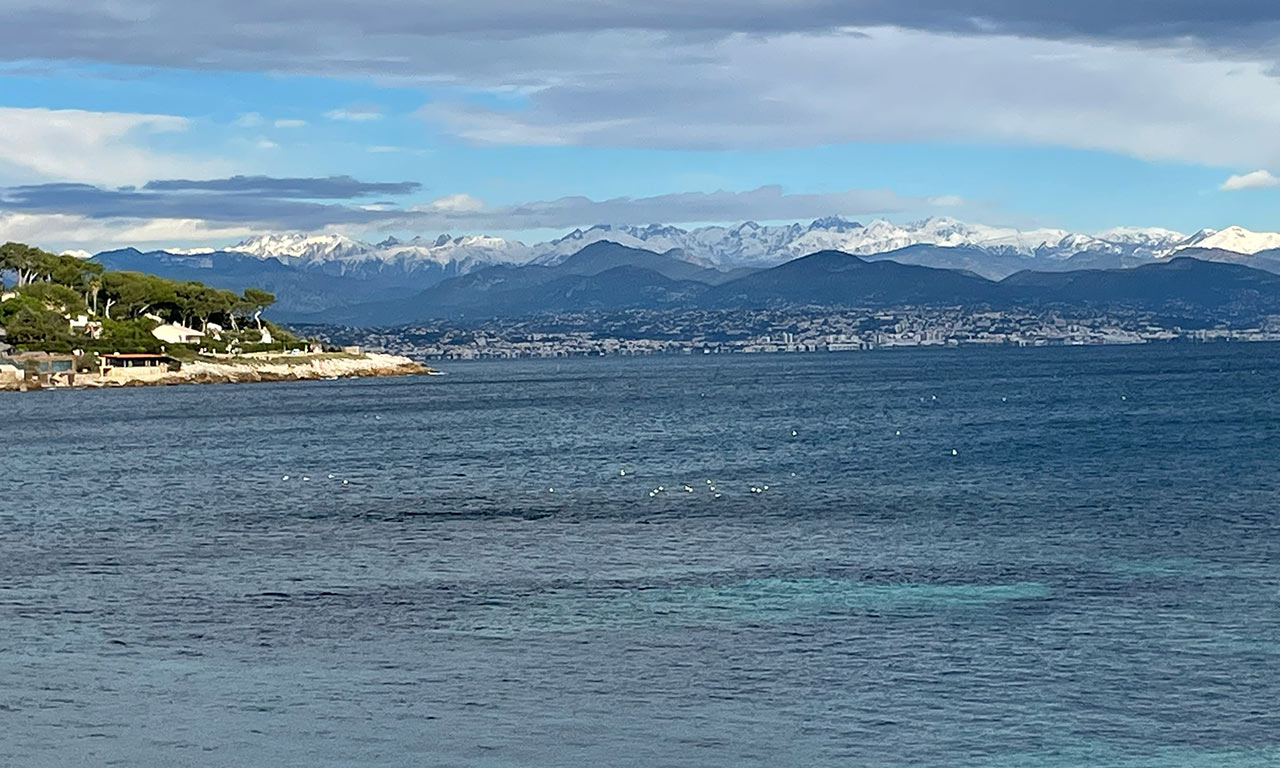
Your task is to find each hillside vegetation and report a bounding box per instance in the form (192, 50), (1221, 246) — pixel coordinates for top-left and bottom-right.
(0, 242), (300, 353)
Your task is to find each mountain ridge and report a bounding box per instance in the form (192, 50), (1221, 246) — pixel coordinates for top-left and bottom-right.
(221, 216), (1203, 278)
(310, 248), (1280, 326)
(213, 218), (1280, 284)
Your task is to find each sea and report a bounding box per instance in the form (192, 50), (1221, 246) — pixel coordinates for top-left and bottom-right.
(2, 343), (1279, 767)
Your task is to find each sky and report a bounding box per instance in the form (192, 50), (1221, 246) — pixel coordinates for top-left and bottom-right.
(3, 1), (1280, 252)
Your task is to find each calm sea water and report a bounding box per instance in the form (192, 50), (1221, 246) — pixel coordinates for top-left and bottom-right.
(3, 344), (1280, 767)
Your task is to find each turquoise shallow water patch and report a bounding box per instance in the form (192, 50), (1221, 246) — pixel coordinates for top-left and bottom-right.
(457, 577), (1051, 635)
(661, 577), (1049, 614)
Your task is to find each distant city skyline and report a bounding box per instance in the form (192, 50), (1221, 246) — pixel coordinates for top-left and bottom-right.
(5, 3), (1280, 251)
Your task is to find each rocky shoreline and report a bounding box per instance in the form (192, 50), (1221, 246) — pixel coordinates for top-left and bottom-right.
(2, 353), (434, 391)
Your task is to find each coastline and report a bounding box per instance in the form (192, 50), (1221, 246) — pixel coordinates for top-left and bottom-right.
(1, 352), (434, 391)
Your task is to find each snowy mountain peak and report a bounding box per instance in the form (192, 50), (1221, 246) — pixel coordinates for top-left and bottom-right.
(200, 218), (1272, 283)
(1094, 226), (1185, 247)
(230, 233), (376, 263)
(1173, 225), (1280, 256)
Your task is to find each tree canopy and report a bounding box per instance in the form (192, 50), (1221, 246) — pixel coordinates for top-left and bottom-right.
(0, 242), (284, 353)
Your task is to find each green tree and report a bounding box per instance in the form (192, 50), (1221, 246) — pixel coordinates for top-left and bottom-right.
(240, 288), (276, 329)
(17, 282), (87, 315)
(0, 242), (58, 287)
(47, 254), (103, 291)
(0, 294), (70, 349)
(101, 271), (176, 319)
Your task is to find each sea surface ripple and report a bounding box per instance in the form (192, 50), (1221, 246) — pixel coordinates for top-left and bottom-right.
(2, 344), (1279, 767)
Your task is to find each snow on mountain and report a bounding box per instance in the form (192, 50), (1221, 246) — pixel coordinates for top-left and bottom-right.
(1095, 226), (1186, 250)
(210, 217), (1211, 278)
(228, 232), (532, 276)
(229, 233), (378, 263)
(532, 225), (669, 264)
(1171, 226), (1280, 256)
(379, 234), (532, 269)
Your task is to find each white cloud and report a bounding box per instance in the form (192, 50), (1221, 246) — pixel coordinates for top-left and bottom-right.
(7, 4), (1280, 172)
(1, 184), (971, 249)
(274, 118), (307, 128)
(0, 211), (254, 252)
(416, 27), (1280, 168)
(325, 107), (384, 122)
(421, 193), (487, 212)
(255, 137), (279, 149)
(1220, 169), (1280, 190)
(388, 185), (961, 231)
(233, 111), (264, 127)
(0, 107), (228, 186)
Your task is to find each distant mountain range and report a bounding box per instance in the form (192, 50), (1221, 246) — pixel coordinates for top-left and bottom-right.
(88, 218), (1280, 324)
(308, 242), (1280, 326)
(214, 217), (1196, 275)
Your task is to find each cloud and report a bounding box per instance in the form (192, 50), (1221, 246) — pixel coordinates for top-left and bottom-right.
(416, 28), (1280, 168)
(402, 186), (926, 231)
(3, 1), (1279, 68)
(424, 193), (487, 212)
(0, 106), (226, 185)
(1, 182), (362, 227)
(325, 106), (384, 122)
(274, 118), (307, 128)
(0, 175), (427, 238)
(140, 174), (422, 198)
(1220, 169), (1280, 190)
(4, 7), (1280, 168)
(0, 211), (255, 250)
(233, 111), (264, 127)
(1, 178), (963, 240)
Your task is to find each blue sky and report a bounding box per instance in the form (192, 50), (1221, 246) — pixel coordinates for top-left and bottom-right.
(2, 1), (1280, 252)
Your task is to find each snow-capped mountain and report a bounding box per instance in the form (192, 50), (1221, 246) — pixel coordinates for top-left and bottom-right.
(527, 217), (1185, 269)
(228, 232), (531, 276)
(214, 218), (1280, 282)
(374, 234), (531, 268)
(100, 218), (1280, 322)
(230, 233), (377, 264)
(1170, 226), (1280, 256)
(1095, 226), (1186, 250)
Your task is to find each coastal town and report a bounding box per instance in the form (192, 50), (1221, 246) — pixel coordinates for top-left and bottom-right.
(9, 239), (1280, 380)
(305, 306), (1280, 360)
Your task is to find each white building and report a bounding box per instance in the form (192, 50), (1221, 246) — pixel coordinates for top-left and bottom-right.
(151, 323), (205, 345)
